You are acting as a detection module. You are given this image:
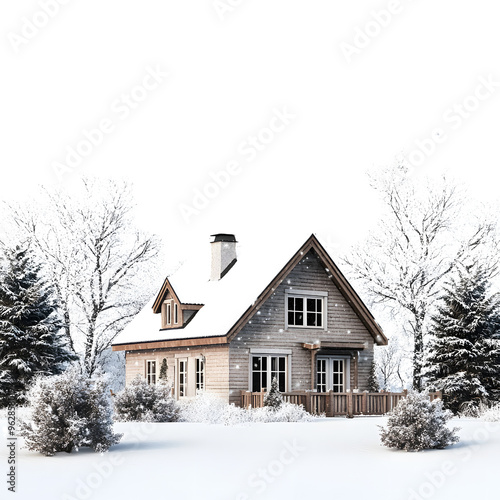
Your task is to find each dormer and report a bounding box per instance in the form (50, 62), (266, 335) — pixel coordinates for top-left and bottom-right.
(159, 294), (202, 330)
(153, 233), (237, 330)
(160, 290), (180, 329)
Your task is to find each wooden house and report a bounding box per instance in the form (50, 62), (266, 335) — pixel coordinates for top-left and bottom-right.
(112, 233), (387, 406)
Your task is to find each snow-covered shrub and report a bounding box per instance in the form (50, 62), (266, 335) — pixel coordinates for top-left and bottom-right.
(114, 375), (179, 422)
(253, 402), (317, 423)
(379, 391), (460, 452)
(480, 403), (500, 422)
(263, 377), (283, 410)
(179, 391), (249, 424)
(179, 391), (318, 425)
(19, 368), (122, 456)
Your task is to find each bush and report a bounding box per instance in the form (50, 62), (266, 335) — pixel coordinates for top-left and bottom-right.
(478, 403), (500, 422)
(379, 391), (460, 452)
(179, 391), (318, 425)
(252, 402), (317, 423)
(113, 376), (179, 422)
(178, 392), (247, 424)
(19, 368), (122, 456)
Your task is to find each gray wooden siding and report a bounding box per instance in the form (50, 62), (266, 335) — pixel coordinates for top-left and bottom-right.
(228, 249), (374, 405)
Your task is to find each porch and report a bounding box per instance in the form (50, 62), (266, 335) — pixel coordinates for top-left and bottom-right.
(241, 390), (443, 418)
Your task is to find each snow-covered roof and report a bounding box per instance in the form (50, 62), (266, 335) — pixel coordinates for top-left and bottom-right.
(112, 231), (387, 347)
(113, 231), (316, 345)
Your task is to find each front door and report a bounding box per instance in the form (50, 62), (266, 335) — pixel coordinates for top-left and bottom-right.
(316, 356), (350, 392)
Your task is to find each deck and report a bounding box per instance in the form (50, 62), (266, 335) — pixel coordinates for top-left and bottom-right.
(241, 390), (442, 417)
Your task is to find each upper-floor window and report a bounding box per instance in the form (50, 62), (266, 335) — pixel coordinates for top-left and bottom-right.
(162, 300), (174, 328)
(174, 303), (179, 324)
(286, 290), (327, 329)
(166, 302), (171, 325)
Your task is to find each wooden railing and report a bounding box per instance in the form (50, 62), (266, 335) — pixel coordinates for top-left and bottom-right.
(240, 390), (443, 418)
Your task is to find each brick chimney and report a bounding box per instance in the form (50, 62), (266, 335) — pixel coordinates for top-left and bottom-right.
(210, 234), (237, 281)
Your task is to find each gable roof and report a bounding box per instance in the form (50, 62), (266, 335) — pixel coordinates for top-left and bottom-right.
(112, 233), (387, 349)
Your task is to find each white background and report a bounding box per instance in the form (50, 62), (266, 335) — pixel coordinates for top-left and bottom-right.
(2, 0), (500, 262)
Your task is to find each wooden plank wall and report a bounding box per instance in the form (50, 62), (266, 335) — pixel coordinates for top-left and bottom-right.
(125, 344), (230, 400)
(228, 249), (375, 405)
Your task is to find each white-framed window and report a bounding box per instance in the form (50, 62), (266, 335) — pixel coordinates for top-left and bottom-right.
(174, 303), (179, 324)
(317, 358), (327, 392)
(167, 302), (172, 325)
(178, 360), (187, 397)
(286, 290), (327, 329)
(316, 356), (350, 393)
(196, 358), (205, 391)
(251, 355), (288, 392)
(146, 360), (156, 385)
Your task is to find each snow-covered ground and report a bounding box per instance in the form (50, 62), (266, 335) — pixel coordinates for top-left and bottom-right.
(1, 416), (499, 500)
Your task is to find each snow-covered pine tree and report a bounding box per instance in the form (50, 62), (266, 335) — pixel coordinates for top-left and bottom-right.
(425, 263), (500, 414)
(0, 244), (76, 407)
(263, 377), (283, 410)
(379, 391), (460, 451)
(368, 361), (380, 392)
(159, 358), (168, 381)
(20, 367), (122, 456)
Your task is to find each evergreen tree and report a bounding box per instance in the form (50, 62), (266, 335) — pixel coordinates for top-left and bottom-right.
(263, 377), (283, 410)
(368, 361), (380, 392)
(0, 244), (76, 407)
(159, 358), (168, 381)
(425, 263), (500, 414)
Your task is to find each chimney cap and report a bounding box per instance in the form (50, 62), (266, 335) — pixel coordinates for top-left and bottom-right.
(210, 233), (237, 243)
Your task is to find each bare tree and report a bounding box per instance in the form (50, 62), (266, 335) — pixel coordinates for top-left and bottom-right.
(343, 164), (497, 390)
(375, 336), (409, 391)
(6, 178), (161, 375)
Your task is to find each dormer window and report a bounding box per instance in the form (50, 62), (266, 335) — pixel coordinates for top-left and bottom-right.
(285, 289), (327, 329)
(162, 300), (174, 328)
(167, 302), (171, 325)
(174, 303), (178, 324)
